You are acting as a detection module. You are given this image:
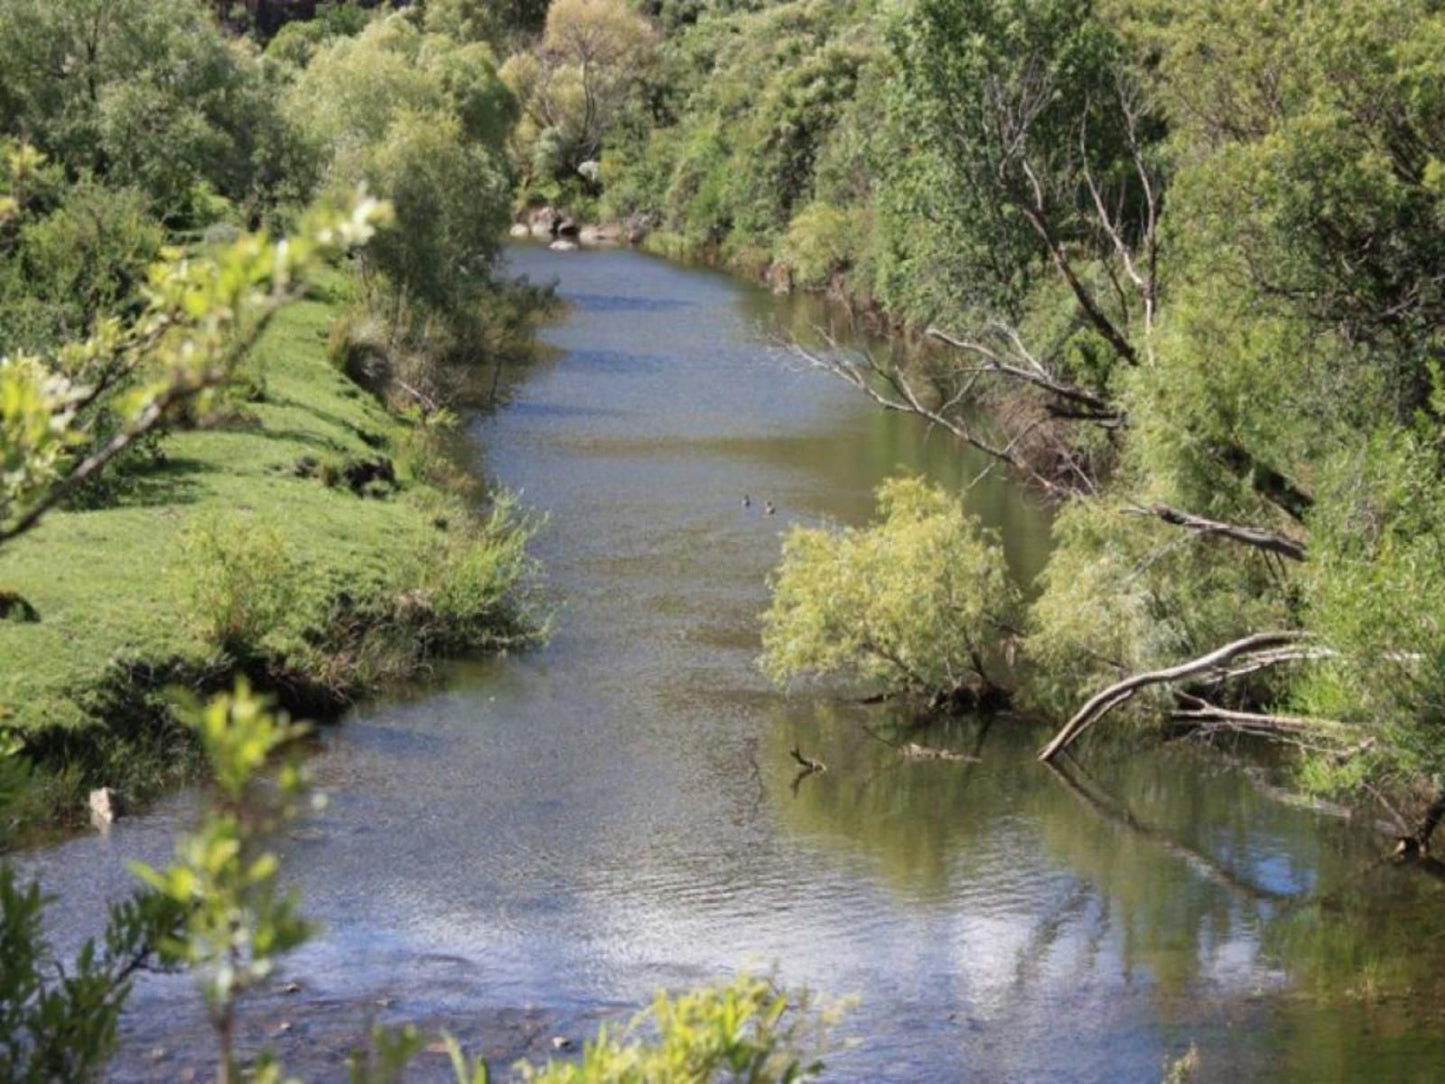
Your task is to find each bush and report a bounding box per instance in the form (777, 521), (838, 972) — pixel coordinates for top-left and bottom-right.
(779, 201), (855, 289)
(399, 490), (545, 653)
(178, 516), (305, 655)
(515, 974), (834, 1083)
(325, 309), (392, 394)
(761, 476), (1016, 701)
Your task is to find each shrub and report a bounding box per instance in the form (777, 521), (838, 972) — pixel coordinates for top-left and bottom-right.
(779, 201), (854, 290)
(178, 516), (305, 655)
(399, 490), (545, 653)
(761, 476), (1016, 701)
(325, 309), (392, 395)
(514, 974), (834, 1083)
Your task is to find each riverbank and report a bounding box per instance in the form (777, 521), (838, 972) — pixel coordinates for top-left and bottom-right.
(18, 244), (1444, 1082)
(0, 272), (542, 840)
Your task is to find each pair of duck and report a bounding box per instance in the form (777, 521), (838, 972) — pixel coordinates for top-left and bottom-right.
(741, 495), (776, 515)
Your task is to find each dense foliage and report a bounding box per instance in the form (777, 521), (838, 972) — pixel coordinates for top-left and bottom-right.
(563, 0), (1445, 829)
(761, 478), (1016, 703)
(0, 3), (834, 1079)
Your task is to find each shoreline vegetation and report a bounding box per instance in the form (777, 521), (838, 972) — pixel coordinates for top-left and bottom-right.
(2, 0), (1444, 1079)
(0, 2), (560, 842)
(504, 0), (1445, 857)
(1, 269), (547, 839)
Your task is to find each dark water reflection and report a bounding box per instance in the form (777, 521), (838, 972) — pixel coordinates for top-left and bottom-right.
(15, 245), (1445, 1082)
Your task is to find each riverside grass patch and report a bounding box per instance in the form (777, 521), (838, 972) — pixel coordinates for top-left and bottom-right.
(0, 278), (541, 831)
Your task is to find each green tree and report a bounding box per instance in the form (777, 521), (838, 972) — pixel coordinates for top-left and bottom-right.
(500, 0), (657, 182)
(761, 477), (1016, 705)
(287, 15), (516, 348)
(0, 0), (291, 224)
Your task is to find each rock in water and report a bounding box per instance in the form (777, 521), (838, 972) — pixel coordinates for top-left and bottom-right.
(549, 239), (579, 252)
(509, 223), (529, 238)
(89, 787), (118, 827)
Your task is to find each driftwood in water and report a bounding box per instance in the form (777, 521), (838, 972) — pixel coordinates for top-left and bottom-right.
(788, 745), (825, 797)
(789, 746), (825, 773)
(898, 742), (979, 763)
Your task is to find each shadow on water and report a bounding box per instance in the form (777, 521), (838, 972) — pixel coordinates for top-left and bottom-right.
(13, 242), (1445, 1082)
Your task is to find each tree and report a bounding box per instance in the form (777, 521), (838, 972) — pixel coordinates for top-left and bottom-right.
(425, 0), (550, 46)
(286, 15), (516, 345)
(761, 477), (1017, 706)
(500, 0), (657, 181)
(0, 0), (289, 225)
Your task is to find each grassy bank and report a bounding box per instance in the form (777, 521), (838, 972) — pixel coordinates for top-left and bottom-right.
(0, 274), (540, 836)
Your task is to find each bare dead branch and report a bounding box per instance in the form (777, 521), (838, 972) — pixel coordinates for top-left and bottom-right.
(786, 338), (1073, 497)
(926, 327), (1117, 416)
(1038, 631), (1311, 761)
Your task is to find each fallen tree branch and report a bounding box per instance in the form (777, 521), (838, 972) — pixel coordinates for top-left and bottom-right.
(1127, 502), (1308, 562)
(926, 327), (1118, 418)
(1038, 631), (1310, 762)
(1168, 696), (1359, 741)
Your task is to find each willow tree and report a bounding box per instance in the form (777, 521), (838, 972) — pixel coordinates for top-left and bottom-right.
(761, 477), (1016, 708)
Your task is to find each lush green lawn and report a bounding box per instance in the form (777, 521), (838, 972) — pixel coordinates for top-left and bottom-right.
(0, 283), (479, 822)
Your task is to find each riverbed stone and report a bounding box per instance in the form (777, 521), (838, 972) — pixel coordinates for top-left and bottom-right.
(580, 223), (622, 246)
(88, 787), (119, 827)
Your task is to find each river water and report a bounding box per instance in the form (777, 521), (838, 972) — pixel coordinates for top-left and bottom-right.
(16, 245), (1445, 1082)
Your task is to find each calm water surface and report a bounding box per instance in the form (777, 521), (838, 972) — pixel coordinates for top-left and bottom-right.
(18, 246), (1445, 1082)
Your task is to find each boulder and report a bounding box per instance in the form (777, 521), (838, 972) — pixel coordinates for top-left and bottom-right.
(549, 239), (579, 252)
(508, 223), (530, 239)
(529, 206), (562, 238)
(577, 159), (601, 182)
(89, 787), (119, 828)
(623, 213), (653, 246)
(579, 223), (622, 246)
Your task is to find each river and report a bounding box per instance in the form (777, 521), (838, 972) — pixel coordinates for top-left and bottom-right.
(15, 244), (1445, 1082)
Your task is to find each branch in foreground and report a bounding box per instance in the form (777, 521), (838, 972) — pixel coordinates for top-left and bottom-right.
(1038, 631), (1312, 762)
(1127, 502), (1308, 562)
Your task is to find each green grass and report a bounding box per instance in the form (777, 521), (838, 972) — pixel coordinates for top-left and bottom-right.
(0, 277), (533, 832)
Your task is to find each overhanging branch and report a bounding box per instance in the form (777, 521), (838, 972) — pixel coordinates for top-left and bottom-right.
(1038, 631), (1312, 762)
